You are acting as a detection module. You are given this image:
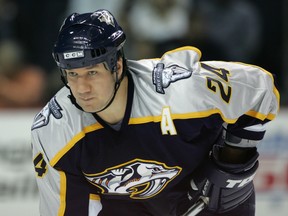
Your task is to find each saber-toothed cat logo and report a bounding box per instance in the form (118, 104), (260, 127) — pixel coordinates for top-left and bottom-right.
(152, 63), (192, 94)
(84, 159), (182, 199)
(92, 10), (115, 27)
(31, 96), (62, 130)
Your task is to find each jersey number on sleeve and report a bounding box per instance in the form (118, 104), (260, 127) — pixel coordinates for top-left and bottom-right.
(33, 153), (47, 177)
(201, 63), (232, 103)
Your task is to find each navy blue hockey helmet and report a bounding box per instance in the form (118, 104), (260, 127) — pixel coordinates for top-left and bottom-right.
(52, 9), (126, 71)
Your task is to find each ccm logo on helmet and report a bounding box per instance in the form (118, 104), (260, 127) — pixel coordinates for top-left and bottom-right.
(63, 51), (84, 59)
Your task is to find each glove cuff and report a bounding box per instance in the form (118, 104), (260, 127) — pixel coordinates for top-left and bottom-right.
(212, 144), (259, 173)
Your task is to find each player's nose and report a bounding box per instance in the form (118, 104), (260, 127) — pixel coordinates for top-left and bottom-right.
(76, 77), (91, 94)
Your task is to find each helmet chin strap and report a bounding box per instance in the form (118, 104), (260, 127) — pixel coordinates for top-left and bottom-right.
(93, 71), (122, 113)
(93, 56), (127, 113)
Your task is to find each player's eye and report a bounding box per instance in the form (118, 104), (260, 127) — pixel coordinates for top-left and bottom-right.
(88, 71), (98, 76)
(67, 71), (78, 77)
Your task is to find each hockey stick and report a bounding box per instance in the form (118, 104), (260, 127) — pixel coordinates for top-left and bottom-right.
(182, 197), (209, 216)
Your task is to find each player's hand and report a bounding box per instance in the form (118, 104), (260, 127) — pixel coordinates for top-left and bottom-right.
(187, 145), (258, 213)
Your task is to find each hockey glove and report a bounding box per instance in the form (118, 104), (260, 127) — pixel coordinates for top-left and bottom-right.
(187, 144), (259, 214)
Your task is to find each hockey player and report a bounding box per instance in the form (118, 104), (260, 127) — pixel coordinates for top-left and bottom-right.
(31, 9), (280, 216)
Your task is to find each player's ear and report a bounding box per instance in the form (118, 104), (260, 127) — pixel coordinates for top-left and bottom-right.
(116, 57), (123, 76)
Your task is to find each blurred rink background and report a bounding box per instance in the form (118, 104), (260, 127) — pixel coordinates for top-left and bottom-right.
(0, 0), (287, 215)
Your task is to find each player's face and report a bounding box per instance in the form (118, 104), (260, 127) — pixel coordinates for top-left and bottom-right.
(65, 63), (116, 113)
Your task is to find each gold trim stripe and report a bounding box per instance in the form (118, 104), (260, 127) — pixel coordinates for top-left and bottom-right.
(57, 171), (66, 216)
(50, 123), (103, 167)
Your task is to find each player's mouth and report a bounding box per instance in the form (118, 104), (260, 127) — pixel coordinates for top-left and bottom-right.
(79, 96), (94, 102)
(77, 97), (96, 107)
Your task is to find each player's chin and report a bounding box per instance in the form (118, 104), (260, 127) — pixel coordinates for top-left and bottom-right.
(77, 101), (96, 113)
(80, 104), (98, 113)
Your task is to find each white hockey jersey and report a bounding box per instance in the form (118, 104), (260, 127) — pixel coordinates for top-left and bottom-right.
(31, 46), (279, 216)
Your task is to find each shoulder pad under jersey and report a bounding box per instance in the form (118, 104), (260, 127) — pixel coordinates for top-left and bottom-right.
(31, 87), (98, 165)
(127, 46), (279, 123)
